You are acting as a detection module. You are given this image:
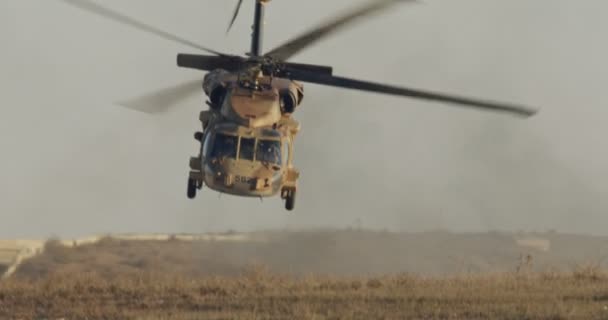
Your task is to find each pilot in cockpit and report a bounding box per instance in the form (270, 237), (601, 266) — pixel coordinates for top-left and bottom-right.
(256, 140), (282, 165)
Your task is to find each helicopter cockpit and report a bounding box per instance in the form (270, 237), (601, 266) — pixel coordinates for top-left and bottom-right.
(204, 125), (285, 166)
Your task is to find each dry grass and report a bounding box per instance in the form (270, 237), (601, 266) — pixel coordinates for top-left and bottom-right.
(2, 269), (608, 319)
(3, 231), (608, 319)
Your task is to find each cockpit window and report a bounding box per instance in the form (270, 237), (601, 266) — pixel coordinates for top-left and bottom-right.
(261, 128), (282, 138)
(239, 137), (255, 161)
(256, 140), (282, 165)
(210, 133), (237, 159)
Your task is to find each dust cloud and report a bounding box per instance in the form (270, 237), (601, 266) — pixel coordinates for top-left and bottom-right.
(0, 0), (607, 238)
(13, 231), (608, 279)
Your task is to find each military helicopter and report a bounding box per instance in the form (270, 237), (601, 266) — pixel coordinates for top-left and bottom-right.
(62, 0), (538, 211)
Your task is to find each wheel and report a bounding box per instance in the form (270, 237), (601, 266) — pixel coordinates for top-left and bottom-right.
(285, 189), (296, 211)
(285, 196), (295, 211)
(187, 178), (197, 199)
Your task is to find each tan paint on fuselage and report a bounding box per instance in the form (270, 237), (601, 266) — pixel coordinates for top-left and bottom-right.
(208, 71), (303, 129)
(224, 88), (281, 128)
(191, 72), (302, 206)
(201, 126), (282, 197)
(203, 158), (282, 197)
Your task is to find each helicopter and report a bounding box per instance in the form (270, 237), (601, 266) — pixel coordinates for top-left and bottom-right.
(62, 0), (538, 211)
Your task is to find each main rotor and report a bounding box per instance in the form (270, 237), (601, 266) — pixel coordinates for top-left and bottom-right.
(60, 0), (539, 117)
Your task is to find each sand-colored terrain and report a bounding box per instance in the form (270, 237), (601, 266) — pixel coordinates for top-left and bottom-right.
(5, 230), (608, 279)
(1, 230), (608, 319)
(0, 232), (261, 279)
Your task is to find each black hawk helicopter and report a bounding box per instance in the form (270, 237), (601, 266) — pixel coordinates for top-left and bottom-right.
(61, 0), (538, 211)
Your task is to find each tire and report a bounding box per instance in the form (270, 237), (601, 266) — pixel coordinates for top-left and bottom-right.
(285, 190), (296, 211)
(187, 178), (197, 199)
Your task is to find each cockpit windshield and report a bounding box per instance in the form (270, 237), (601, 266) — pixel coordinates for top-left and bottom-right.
(210, 133), (237, 159)
(256, 140), (282, 165)
(207, 132), (282, 165)
(239, 137), (255, 161)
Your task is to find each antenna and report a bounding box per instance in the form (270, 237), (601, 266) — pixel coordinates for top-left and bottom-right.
(251, 0), (269, 57)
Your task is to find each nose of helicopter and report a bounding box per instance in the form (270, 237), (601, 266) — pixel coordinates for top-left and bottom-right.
(205, 160), (283, 197)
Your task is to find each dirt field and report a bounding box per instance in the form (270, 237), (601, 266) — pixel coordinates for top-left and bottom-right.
(2, 269), (608, 319)
(2, 230), (608, 319)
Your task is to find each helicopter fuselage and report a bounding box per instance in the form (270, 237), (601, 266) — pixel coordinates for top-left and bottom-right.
(194, 123), (293, 197)
(188, 70), (302, 209)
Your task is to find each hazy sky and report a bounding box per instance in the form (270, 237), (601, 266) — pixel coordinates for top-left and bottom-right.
(1, 0), (607, 238)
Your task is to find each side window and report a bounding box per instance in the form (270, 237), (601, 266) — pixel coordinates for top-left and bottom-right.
(256, 140), (282, 165)
(202, 132), (213, 158)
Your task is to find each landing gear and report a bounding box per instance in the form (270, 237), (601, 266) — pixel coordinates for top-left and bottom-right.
(188, 154), (203, 199)
(282, 188), (296, 211)
(187, 178), (197, 199)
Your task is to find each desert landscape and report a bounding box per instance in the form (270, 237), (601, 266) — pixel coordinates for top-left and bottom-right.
(1, 230), (608, 319)
(3, 0), (608, 319)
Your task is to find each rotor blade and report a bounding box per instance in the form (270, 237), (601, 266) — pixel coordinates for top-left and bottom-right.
(61, 0), (228, 56)
(227, 0), (244, 34)
(118, 80), (201, 114)
(177, 54), (246, 72)
(288, 70), (538, 117)
(264, 0), (413, 61)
